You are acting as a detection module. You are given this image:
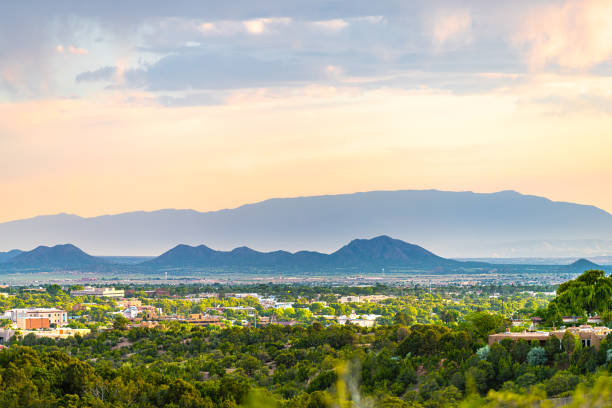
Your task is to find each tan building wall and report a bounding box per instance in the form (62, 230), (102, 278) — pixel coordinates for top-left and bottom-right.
(16, 317), (50, 330)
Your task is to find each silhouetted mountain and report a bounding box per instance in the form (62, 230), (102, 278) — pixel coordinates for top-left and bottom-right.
(0, 249), (22, 263)
(147, 244), (315, 268)
(1, 190), (612, 257)
(565, 258), (600, 272)
(145, 235), (487, 272)
(329, 235), (458, 268)
(1, 244), (113, 272)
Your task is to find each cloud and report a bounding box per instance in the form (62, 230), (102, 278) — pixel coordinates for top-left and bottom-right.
(157, 92), (225, 107)
(56, 45), (89, 55)
(68, 45), (88, 55)
(431, 9), (472, 48)
(515, 0), (612, 69)
(123, 52), (329, 91)
(76, 66), (117, 82)
(312, 19), (349, 32)
(196, 17), (292, 36)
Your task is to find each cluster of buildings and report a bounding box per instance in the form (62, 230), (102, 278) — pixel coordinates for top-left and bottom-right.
(489, 325), (611, 350)
(338, 295), (393, 304)
(71, 286), (124, 298)
(2, 308), (67, 329)
(0, 307), (89, 343)
(334, 312), (382, 327)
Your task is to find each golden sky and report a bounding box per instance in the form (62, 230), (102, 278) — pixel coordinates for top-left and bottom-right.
(1, 0), (612, 221)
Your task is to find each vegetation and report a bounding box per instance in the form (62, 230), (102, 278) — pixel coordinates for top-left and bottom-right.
(0, 270), (609, 407)
(541, 269), (612, 325)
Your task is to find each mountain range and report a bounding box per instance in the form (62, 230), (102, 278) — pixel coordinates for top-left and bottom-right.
(1, 190), (612, 257)
(145, 235), (475, 271)
(0, 244), (114, 272)
(0, 250), (22, 263)
(0, 236), (606, 275)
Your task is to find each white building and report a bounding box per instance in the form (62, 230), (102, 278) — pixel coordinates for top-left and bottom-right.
(119, 306), (140, 319)
(71, 286), (124, 298)
(5, 308), (68, 326)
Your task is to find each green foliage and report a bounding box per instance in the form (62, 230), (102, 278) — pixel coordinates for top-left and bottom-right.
(0, 281), (607, 407)
(527, 347), (547, 366)
(476, 346), (489, 361)
(547, 270), (612, 321)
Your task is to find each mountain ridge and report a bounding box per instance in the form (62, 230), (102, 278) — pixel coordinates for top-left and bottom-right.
(2, 244), (114, 272)
(143, 235), (482, 271)
(0, 249), (22, 263)
(2, 189), (612, 257)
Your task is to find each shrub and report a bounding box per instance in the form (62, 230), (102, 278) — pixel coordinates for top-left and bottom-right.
(527, 347), (548, 366)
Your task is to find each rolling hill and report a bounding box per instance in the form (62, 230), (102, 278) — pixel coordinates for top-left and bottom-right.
(564, 258), (601, 272)
(145, 235), (485, 272)
(0, 244), (113, 272)
(0, 250), (22, 263)
(1, 190), (611, 257)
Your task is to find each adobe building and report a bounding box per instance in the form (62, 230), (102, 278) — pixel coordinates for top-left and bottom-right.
(16, 317), (50, 330)
(7, 308), (67, 327)
(489, 325), (611, 350)
(71, 286), (124, 298)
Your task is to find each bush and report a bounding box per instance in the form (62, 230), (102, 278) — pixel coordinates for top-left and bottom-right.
(476, 345), (490, 361)
(545, 371), (579, 397)
(527, 347), (548, 366)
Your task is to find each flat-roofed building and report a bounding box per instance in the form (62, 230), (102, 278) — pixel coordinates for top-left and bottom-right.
(16, 317), (50, 330)
(489, 325), (611, 350)
(71, 286), (124, 298)
(7, 308), (67, 326)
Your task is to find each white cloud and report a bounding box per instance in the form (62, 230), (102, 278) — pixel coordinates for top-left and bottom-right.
(243, 19), (265, 34)
(243, 17), (292, 35)
(198, 18), (291, 36)
(312, 19), (349, 32)
(68, 45), (88, 55)
(514, 0), (612, 69)
(431, 10), (472, 48)
(57, 45), (89, 55)
(355, 16), (384, 24)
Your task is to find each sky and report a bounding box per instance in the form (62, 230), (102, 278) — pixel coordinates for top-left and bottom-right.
(1, 0), (612, 222)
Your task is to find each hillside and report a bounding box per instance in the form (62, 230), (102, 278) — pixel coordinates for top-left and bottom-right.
(0, 249), (22, 263)
(565, 258), (600, 272)
(0, 244), (113, 272)
(1, 190), (612, 257)
(145, 235), (485, 272)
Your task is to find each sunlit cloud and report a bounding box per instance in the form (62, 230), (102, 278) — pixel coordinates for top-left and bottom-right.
(431, 9), (472, 48)
(312, 19), (349, 32)
(515, 0), (612, 69)
(3, 1), (612, 221)
(56, 45), (89, 55)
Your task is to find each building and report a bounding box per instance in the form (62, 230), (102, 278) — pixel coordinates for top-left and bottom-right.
(71, 287), (124, 298)
(119, 307), (140, 319)
(0, 328), (90, 342)
(338, 296), (361, 303)
(530, 317), (543, 325)
(337, 312), (381, 328)
(181, 314), (223, 326)
(489, 325), (611, 350)
(587, 316), (603, 324)
(144, 288), (170, 297)
(16, 317), (49, 330)
(117, 299), (142, 308)
(338, 295), (393, 304)
(6, 308), (67, 327)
